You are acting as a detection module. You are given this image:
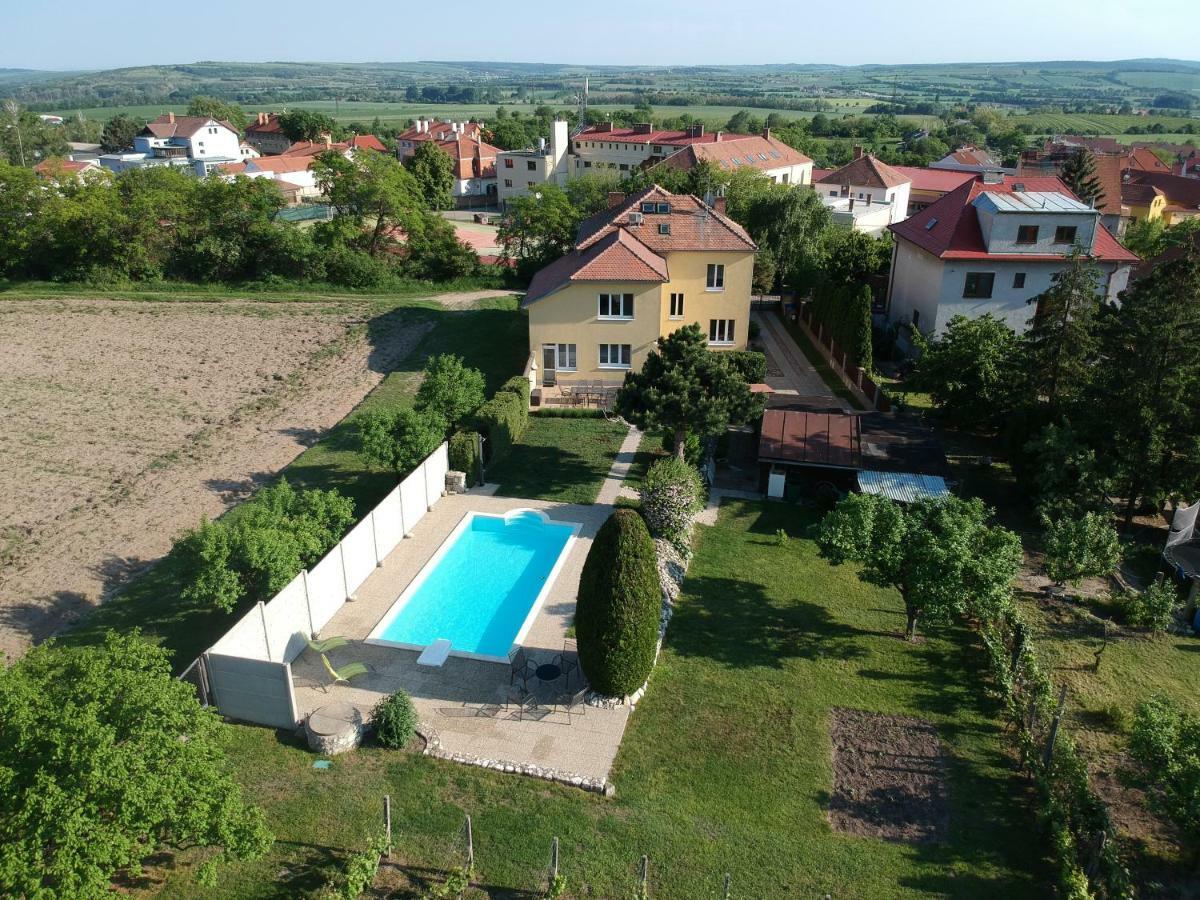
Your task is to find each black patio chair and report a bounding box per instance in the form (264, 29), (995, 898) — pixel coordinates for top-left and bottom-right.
(552, 638), (579, 685)
(554, 687), (590, 725)
(510, 648), (535, 690)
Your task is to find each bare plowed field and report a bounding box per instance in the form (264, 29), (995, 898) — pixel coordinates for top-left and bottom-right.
(0, 297), (448, 658)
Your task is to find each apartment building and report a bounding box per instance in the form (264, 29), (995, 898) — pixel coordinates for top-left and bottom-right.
(496, 119), (570, 208)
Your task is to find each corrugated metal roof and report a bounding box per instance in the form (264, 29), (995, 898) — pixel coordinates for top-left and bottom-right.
(974, 191), (1092, 214)
(857, 470), (950, 504)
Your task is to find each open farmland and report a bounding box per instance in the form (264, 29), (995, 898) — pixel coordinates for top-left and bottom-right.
(0, 295), (499, 659)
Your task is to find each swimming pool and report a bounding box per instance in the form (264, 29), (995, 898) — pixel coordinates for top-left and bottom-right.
(366, 509), (580, 662)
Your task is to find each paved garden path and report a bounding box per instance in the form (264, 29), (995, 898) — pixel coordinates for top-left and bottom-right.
(596, 424), (643, 505)
(752, 310), (842, 404)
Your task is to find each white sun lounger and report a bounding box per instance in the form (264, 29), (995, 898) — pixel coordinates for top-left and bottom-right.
(417, 639), (452, 668)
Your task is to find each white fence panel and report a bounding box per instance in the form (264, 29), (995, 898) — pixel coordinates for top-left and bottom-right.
(209, 604), (269, 661)
(373, 486), (404, 560)
(341, 515), (377, 597)
(262, 573), (311, 663)
(307, 549), (346, 633)
(399, 466), (428, 536)
(424, 443), (449, 509)
(206, 653), (297, 729)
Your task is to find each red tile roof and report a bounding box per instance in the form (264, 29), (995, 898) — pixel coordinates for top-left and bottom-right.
(1126, 147), (1171, 173)
(576, 124), (751, 146)
(524, 229), (668, 303)
(433, 136), (500, 180)
(890, 174), (1137, 263)
(245, 156), (315, 175)
(348, 134), (387, 152)
(280, 140), (348, 158)
(247, 113), (283, 135)
(397, 120), (482, 143)
(816, 154), (910, 190)
(1125, 170), (1200, 213)
(33, 158), (95, 176)
(577, 185), (756, 253)
(142, 114), (237, 139)
(655, 134), (812, 174)
(891, 166), (977, 194)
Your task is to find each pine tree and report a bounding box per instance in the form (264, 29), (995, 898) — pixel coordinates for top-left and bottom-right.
(1022, 251), (1103, 413)
(1061, 147), (1106, 210)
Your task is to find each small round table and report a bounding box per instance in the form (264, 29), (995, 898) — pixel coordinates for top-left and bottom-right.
(535, 663), (562, 683)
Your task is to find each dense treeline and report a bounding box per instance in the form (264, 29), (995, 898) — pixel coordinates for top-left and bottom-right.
(0, 151), (483, 288)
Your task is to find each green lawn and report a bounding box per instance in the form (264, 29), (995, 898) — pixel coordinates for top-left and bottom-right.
(623, 428), (670, 494)
(488, 416), (629, 505)
(62, 294), (528, 669)
(144, 500), (1044, 898)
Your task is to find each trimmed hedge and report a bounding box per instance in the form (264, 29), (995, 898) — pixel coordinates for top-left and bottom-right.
(448, 430), (481, 484)
(576, 509), (661, 697)
(499, 375), (531, 407)
(810, 282), (873, 370)
(723, 349), (767, 383)
(532, 407), (605, 419)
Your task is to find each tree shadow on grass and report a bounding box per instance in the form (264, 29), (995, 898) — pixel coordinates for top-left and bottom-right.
(489, 442), (614, 506)
(667, 575), (870, 669)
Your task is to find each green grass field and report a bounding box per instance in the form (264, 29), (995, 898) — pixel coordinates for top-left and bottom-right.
(144, 500), (1045, 898)
(488, 416), (630, 505)
(1015, 111), (1198, 134)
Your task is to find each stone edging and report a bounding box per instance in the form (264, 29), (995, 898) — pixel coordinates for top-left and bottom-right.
(416, 722), (614, 796)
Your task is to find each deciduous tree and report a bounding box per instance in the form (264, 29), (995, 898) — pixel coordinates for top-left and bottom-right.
(911, 314), (1022, 431)
(358, 406), (447, 475)
(404, 140), (454, 211)
(1041, 511), (1121, 586)
(0, 631), (272, 896)
(414, 353), (486, 424)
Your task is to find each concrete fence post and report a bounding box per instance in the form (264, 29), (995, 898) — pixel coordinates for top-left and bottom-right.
(301, 569), (316, 637)
(370, 510), (383, 568)
(258, 601), (274, 663)
(339, 542), (352, 601)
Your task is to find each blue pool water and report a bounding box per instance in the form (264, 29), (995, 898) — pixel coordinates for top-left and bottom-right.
(372, 511), (577, 659)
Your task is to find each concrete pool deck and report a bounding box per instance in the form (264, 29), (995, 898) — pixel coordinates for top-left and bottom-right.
(290, 489), (630, 781)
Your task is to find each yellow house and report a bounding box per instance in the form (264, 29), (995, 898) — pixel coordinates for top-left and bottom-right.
(1122, 180), (1167, 223)
(523, 186), (756, 384)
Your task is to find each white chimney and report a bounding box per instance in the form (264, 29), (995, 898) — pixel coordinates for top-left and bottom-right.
(538, 137), (546, 151)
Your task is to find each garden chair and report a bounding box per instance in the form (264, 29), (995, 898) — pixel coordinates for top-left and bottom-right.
(510, 648), (535, 689)
(552, 638), (579, 685)
(554, 687), (590, 725)
(306, 636), (369, 690)
(505, 684), (543, 721)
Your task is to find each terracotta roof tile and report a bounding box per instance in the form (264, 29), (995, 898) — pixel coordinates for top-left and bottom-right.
(348, 134), (387, 152)
(816, 154), (910, 190)
(655, 134), (811, 173)
(1125, 170), (1200, 211)
(524, 229), (668, 303)
(890, 174), (1137, 263)
(576, 125), (751, 146)
(891, 166), (977, 193)
(576, 185), (756, 253)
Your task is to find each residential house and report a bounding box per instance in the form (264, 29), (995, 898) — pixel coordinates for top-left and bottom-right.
(395, 119), (482, 161)
(653, 129), (814, 186)
(347, 134), (388, 153)
(33, 157), (101, 181)
(523, 186), (756, 383)
(245, 113), (292, 155)
(99, 113), (242, 176)
(813, 149), (912, 235)
(219, 155), (323, 200)
(890, 166), (977, 216)
(886, 173), (1137, 337)
(570, 122), (749, 176)
(930, 145), (1010, 174)
(497, 120), (571, 209)
(437, 134), (500, 203)
(1123, 170), (1200, 225)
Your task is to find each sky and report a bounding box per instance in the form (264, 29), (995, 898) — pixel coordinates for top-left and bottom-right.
(4, 0), (1196, 70)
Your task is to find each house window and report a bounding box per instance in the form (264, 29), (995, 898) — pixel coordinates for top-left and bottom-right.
(706, 263), (725, 290)
(504, 158), (513, 168)
(658, 223), (671, 235)
(527, 181), (535, 188)
(963, 272), (995, 299)
(1016, 225), (1039, 244)
(670, 292), (684, 319)
(1054, 225), (1078, 244)
(504, 179), (513, 188)
(598, 293), (634, 319)
(556, 343), (577, 370)
(641, 201), (656, 213)
(584, 161), (592, 168)
(527, 160), (536, 171)
(656, 202), (670, 213)
(620, 164), (629, 171)
(1013, 272), (1027, 289)
(709, 319), (736, 345)
(599, 344), (632, 368)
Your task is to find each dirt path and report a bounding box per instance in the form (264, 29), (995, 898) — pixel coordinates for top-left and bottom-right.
(0, 292), (508, 659)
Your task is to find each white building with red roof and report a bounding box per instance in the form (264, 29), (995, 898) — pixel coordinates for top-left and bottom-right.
(654, 129), (813, 187)
(99, 113), (245, 176)
(886, 173), (1137, 338)
(814, 149), (912, 235)
(395, 119), (482, 160)
(523, 186), (758, 383)
(570, 122), (760, 176)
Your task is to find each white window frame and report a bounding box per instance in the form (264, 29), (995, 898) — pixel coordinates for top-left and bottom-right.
(669, 292), (684, 319)
(598, 343), (632, 369)
(556, 343), (577, 371)
(706, 263), (725, 291)
(598, 292), (634, 320)
(708, 319), (736, 346)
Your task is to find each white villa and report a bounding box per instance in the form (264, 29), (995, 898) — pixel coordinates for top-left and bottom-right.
(99, 113), (249, 176)
(814, 150), (912, 236)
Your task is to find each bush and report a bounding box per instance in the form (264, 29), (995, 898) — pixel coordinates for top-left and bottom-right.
(1041, 511), (1121, 586)
(333, 833), (389, 899)
(724, 349), (767, 383)
(448, 430), (481, 484)
(1130, 694), (1200, 850)
(372, 690), (418, 749)
(470, 388), (528, 466)
(640, 457), (703, 548)
(532, 407), (604, 419)
(357, 406), (447, 475)
(660, 429), (703, 467)
(414, 354), (486, 426)
(1121, 577), (1179, 631)
(575, 510), (662, 697)
(499, 374), (532, 407)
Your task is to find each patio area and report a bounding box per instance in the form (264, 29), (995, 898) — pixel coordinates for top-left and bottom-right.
(533, 379), (624, 410)
(290, 490), (631, 781)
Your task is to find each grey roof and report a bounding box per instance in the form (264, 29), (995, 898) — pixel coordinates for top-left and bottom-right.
(973, 191), (1093, 214)
(857, 471), (950, 504)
